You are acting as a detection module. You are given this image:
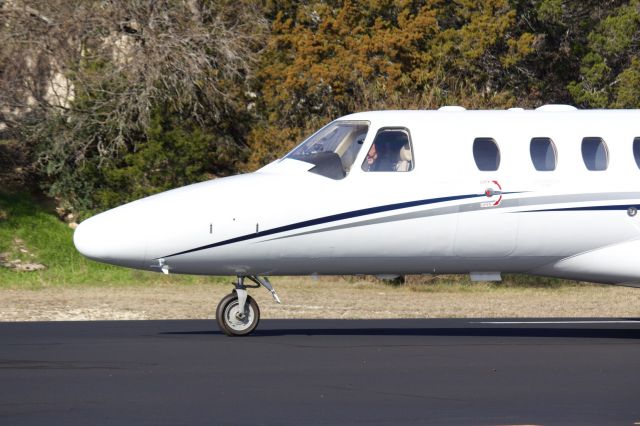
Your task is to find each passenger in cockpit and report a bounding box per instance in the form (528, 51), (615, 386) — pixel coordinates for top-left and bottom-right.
(363, 132), (411, 172)
(363, 141), (378, 171)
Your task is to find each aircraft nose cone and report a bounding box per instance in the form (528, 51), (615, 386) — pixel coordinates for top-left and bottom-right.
(74, 205), (148, 269)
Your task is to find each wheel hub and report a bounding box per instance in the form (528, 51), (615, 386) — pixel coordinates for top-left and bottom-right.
(224, 301), (254, 332)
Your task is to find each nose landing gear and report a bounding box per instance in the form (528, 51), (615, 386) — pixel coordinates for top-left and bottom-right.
(215, 276), (281, 336)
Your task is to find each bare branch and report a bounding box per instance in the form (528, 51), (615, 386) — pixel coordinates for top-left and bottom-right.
(0, 0), (267, 165)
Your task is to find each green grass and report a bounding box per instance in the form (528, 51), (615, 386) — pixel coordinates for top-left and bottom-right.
(0, 192), (227, 289)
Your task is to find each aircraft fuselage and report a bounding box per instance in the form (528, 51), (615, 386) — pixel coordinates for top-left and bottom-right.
(74, 107), (640, 286)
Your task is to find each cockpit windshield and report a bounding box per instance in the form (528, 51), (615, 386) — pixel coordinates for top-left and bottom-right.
(286, 121), (369, 179)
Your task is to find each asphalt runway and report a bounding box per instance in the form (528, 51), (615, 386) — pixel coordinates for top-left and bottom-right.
(1, 319), (640, 426)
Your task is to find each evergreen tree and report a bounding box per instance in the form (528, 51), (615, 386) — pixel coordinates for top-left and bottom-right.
(246, 0), (536, 170)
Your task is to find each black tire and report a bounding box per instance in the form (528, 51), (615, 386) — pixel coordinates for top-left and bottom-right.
(215, 292), (260, 336)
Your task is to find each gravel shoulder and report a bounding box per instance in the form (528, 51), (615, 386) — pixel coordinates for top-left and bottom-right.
(1, 277), (640, 321)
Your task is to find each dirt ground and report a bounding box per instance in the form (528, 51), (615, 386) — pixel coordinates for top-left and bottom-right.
(1, 277), (640, 321)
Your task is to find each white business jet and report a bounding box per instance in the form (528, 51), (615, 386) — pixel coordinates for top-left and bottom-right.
(74, 105), (640, 335)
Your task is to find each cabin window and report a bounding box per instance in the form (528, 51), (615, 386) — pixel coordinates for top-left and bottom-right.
(633, 138), (640, 169)
(581, 137), (608, 171)
(530, 137), (557, 171)
(361, 128), (414, 172)
(287, 120), (369, 179)
(473, 138), (500, 171)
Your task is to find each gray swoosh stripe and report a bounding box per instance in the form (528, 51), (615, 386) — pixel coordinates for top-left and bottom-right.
(521, 192), (640, 206)
(260, 191), (640, 243)
(262, 203), (463, 242)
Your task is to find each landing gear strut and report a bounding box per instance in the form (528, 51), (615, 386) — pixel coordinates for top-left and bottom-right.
(215, 276), (281, 336)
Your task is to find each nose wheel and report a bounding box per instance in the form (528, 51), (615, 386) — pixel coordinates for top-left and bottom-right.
(216, 292), (260, 336)
(215, 275), (281, 336)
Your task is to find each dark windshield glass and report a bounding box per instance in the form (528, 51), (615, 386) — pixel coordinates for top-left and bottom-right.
(287, 121), (369, 179)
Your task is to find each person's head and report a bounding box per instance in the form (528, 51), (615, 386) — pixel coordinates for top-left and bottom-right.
(365, 143), (377, 165)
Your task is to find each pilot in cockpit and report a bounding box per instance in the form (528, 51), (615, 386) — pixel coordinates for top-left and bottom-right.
(362, 131), (411, 172)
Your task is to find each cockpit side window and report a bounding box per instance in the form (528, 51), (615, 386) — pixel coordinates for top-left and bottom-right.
(286, 121), (369, 179)
(362, 128), (414, 172)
